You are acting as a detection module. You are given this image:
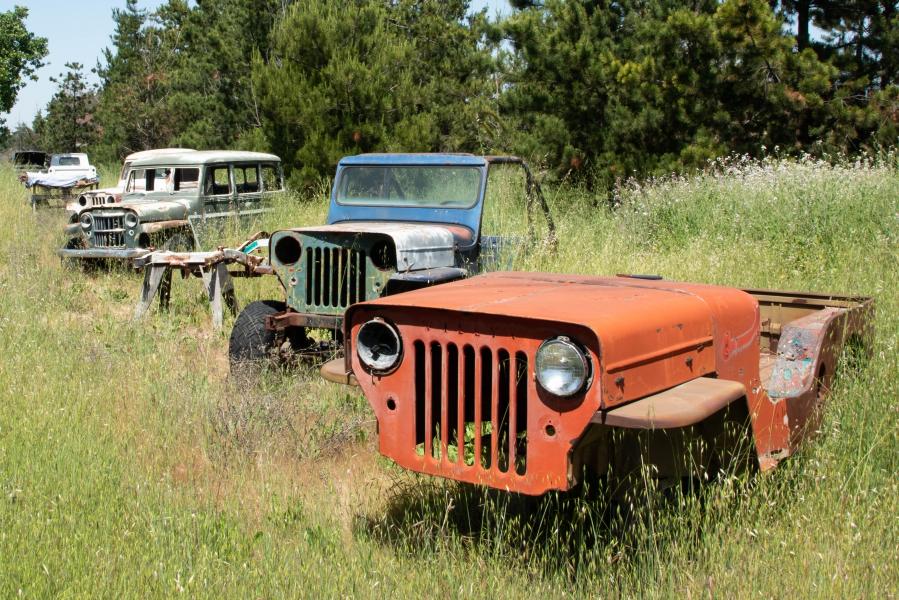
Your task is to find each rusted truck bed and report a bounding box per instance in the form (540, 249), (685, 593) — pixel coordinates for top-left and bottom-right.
(751, 287), (872, 384)
(748, 288), (873, 463)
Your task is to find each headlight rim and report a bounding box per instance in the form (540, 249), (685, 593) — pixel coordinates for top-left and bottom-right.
(272, 233), (302, 266)
(535, 335), (591, 398)
(124, 211), (139, 229)
(79, 212), (93, 231)
(369, 239), (396, 271)
(356, 317), (403, 375)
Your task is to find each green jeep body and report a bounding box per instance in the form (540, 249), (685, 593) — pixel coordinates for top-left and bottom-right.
(229, 153), (554, 366)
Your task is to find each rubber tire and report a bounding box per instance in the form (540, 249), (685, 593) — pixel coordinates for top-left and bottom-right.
(229, 300), (286, 372)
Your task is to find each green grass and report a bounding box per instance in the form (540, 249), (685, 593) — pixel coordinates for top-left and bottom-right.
(0, 154), (896, 597)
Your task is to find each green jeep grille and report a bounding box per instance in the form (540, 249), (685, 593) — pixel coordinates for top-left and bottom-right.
(304, 245), (368, 313)
(281, 235), (396, 317)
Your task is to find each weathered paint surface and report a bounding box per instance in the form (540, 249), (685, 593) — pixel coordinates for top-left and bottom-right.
(59, 150), (283, 261)
(346, 271), (873, 494)
(768, 307), (842, 399)
(285, 222), (456, 272)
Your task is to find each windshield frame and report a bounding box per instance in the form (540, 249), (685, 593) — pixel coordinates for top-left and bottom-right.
(334, 164), (485, 210)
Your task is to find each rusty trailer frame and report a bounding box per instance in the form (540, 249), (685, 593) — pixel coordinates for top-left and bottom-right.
(132, 235), (272, 329)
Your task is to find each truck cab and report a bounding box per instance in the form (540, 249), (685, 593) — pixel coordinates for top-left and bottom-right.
(229, 153), (555, 368)
(48, 153), (96, 179)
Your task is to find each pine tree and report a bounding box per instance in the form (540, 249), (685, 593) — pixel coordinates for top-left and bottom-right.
(153, 0), (282, 149)
(254, 0), (498, 186)
(92, 0), (171, 161)
(38, 63), (98, 152)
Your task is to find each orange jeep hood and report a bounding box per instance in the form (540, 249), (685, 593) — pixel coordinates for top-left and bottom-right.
(357, 271), (761, 406)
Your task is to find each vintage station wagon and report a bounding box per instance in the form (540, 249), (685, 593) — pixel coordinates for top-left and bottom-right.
(58, 150), (283, 260)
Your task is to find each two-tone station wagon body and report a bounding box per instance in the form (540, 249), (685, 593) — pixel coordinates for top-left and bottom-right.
(344, 272), (872, 495)
(58, 150), (283, 261)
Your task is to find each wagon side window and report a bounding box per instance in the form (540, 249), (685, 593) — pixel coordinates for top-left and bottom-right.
(204, 166), (232, 196)
(261, 165), (283, 192)
(235, 165), (259, 194)
(173, 168), (200, 191)
(126, 168), (156, 192)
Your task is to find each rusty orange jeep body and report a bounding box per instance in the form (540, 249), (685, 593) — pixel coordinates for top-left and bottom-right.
(343, 272), (872, 495)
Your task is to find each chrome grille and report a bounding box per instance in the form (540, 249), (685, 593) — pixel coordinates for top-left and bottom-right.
(93, 232), (125, 247)
(94, 215), (123, 231)
(305, 247), (366, 309)
(413, 341), (528, 476)
(92, 213), (125, 248)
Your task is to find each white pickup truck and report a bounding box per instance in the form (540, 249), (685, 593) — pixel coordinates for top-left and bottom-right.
(47, 153), (97, 179)
(20, 153), (99, 210)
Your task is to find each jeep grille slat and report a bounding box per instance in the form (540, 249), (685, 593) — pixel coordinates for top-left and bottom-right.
(93, 231), (125, 247)
(414, 339), (528, 476)
(304, 245), (366, 310)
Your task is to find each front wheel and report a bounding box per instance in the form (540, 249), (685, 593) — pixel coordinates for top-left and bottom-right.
(228, 301), (311, 374)
(161, 230), (195, 252)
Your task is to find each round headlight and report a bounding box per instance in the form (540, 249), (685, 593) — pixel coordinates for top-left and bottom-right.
(273, 234), (302, 266)
(535, 337), (590, 397)
(370, 240), (395, 271)
(124, 212), (139, 228)
(356, 318), (402, 373)
(80, 213), (93, 231)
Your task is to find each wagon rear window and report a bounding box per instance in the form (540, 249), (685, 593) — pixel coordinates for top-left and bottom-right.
(261, 165), (282, 191)
(336, 166), (481, 208)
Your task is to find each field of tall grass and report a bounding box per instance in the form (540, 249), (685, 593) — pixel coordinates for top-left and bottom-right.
(0, 154), (896, 597)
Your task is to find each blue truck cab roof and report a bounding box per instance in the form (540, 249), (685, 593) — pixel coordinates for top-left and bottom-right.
(336, 153), (488, 167)
(326, 153), (490, 236)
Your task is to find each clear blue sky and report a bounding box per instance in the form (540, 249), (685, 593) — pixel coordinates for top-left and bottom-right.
(3, 0), (511, 128)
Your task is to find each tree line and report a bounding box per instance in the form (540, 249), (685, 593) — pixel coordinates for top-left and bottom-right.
(3, 0), (897, 188)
